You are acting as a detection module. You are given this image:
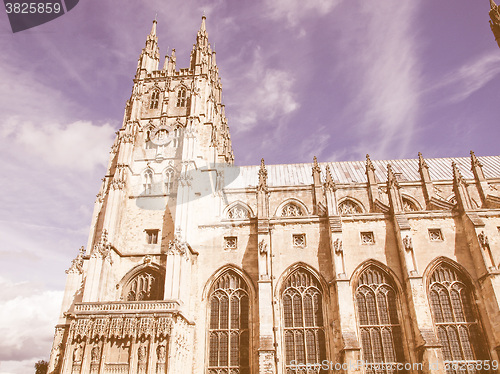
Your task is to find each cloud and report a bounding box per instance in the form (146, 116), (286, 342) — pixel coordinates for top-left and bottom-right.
(340, 1), (421, 160)
(226, 47), (299, 132)
(436, 52), (500, 103)
(0, 277), (63, 366)
(264, 0), (340, 26)
(1, 118), (115, 172)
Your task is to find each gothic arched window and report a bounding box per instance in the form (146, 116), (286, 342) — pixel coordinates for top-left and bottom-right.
(227, 204), (250, 219)
(282, 269), (326, 373)
(428, 264), (489, 369)
(355, 266), (405, 372)
(124, 268), (164, 301)
(143, 169), (153, 194)
(208, 271), (250, 374)
(338, 199), (362, 216)
(281, 203), (304, 217)
(402, 197), (418, 212)
(164, 168), (174, 194)
(150, 90), (160, 109)
(176, 88), (187, 107)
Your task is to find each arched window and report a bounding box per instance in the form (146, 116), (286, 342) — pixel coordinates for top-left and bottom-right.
(428, 264), (489, 369)
(150, 90), (160, 109)
(338, 199), (362, 216)
(124, 268), (164, 301)
(355, 266), (405, 372)
(282, 268), (326, 373)
(176, 88), (187, 107)
(173, 127), (181, 147)
(143, 170), (153, 194)
(281, 203), (304, 217)
(208, 271), (250, 374)
(164, 168), (174, 194)
(402, 197), (418, 212)
(227, 204), (250, 219)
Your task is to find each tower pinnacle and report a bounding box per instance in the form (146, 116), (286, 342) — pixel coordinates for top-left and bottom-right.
(136, 20), (160, 77)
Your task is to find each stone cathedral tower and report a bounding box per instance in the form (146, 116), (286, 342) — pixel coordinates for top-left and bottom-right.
(49, 16), (500, 374)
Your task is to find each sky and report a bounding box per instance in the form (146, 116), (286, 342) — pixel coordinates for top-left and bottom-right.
(0, 0), (499, 373)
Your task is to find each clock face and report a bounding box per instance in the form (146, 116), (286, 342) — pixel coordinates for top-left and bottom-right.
(150, 128), (172, 145)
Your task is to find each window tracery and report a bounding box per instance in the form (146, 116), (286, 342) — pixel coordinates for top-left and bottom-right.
(150, 90), (160, 109)
(176, 88), (187, 107)
(227, 205), (250, 219)
(402, 198), (418, 212)
(143, 170), (153, 194)
(282, 269), (326, 373)
(428, 264), (488, 372)
(124, 269), (164, 301)
(355, 266), (405, 373)
(208, 271), (250, 374)
(281, 203), (304, 217)
(164, 169), (174, 194)
(338, 199), (362, 216)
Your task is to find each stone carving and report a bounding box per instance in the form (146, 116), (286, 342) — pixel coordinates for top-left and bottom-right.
(324, 165), (336, 190)
(167, 237), (187, 256)
(402, 199), (417, 212)
(111, 163), (127, 190)
(281, 203), (303, 217)
(403, 235), (413, 251)
(258, 158), (268, 192)
(259, 240), (270, 278)
(73, 344), (83, 362)
(138, 345), (147, 362)
(92, 229), (114, 263)
(361, 232), (375, 244)
(66, 246), (85, 274)
(478, 231), (496, 270)
(338, 200), (362, 216)
(227, 204), (249, 219)
(157, 345), (166, 362)
(333, 238), (343, 254)
(91, 346), (100, 362)
(333, 238), (346, 277)
(478, 231), (489, 248)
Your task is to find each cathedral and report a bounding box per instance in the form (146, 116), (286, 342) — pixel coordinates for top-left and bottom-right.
(48, 15), (500, 374)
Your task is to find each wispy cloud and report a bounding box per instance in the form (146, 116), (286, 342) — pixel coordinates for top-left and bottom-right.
(264, 0), (340, 26)
(226, 47), (299, 132)
(435, 52), (500, 103)
(340, 1), (421, 160)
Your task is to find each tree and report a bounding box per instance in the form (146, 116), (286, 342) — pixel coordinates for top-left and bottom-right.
(35, 360), (48, 374)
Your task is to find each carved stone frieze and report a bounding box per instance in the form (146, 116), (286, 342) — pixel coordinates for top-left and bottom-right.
(66, 246), (85, 274)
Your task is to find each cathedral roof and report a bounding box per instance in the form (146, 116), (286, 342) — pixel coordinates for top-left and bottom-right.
(223, 155), (500, 188)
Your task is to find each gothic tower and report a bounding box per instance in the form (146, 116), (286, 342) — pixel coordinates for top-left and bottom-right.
(48, 17), (234, 374)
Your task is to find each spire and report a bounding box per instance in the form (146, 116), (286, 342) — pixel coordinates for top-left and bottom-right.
(387, 164), (400, 189)
(418, 152), (429, 171)
(150, 19), (157, 37)
(470, 150), (483, 169)
(136, 20), (160, 77)
(366, 154), (375, 173)
(491, 0), (498, 9)
(190, 15), (211, 73)
(324, 165), (335, 190)
(452, 161), (465, 185)
(200, 14), (207, 32)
